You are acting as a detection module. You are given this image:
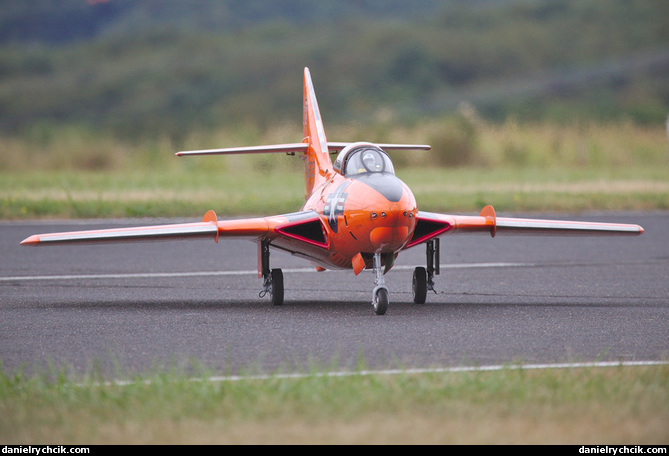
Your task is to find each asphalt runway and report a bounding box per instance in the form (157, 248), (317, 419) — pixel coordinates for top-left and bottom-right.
(2, 212), (667, 378)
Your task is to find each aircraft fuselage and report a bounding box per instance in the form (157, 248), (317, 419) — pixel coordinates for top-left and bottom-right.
(302, 171), (417, 270)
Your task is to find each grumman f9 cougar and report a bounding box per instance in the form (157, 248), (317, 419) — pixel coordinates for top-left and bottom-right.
(21, 68), (644, 315)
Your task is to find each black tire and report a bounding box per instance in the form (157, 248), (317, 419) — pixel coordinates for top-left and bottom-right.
(271, 268), (284, 306)
(373, 288), (389, 315)
(413, 267), (427, 304)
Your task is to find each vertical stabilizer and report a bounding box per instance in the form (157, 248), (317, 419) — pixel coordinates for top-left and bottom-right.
(302, 67), (333, 200)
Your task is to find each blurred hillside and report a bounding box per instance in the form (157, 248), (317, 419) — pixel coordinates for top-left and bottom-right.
(1, 0), (667, 142)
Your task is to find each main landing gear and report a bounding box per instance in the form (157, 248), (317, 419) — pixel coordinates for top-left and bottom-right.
(258, 239), (439, 314)
(412, 239), (439, 304)
(259, 241), (284, 306)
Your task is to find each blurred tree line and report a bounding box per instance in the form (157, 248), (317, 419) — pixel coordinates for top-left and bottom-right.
(0, 0), (667, 143)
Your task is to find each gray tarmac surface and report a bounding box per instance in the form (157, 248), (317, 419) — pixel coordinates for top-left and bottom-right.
(1, 212), (667, 378)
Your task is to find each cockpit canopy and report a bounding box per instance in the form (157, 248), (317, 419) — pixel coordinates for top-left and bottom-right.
(333, 143), (395, 177)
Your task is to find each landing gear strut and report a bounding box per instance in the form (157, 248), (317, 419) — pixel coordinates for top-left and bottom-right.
(413, 239), (439, 304)
(371, 252), (389, 315)
(259, 240), (284, 306)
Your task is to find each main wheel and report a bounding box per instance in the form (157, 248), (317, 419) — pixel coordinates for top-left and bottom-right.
(373, 287), (389, 315)
(412, 267), (427, 304)
(271, 268), (284, 306)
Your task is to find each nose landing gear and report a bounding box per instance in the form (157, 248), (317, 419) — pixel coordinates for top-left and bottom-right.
(371, 252), (389, 315)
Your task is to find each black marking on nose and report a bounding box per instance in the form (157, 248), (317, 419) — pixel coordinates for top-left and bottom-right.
(353, 173), (404, 202)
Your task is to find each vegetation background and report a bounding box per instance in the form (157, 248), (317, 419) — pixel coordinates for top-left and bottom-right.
(1, 0), (667, 217)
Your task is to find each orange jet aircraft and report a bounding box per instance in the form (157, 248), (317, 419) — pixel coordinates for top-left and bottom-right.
(21, 68), (644, 315)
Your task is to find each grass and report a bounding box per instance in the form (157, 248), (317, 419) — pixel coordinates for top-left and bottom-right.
(1, 363), (667, 444)
(1, 164), (666, 219)
(1, 118), (667, 219)
(0, 168), (305, 219)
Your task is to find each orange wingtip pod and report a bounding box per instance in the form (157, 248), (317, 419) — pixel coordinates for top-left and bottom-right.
(202, 210), (219, 243)
(479, 205), (497, 238)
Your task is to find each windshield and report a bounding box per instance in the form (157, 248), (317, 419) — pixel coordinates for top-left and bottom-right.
(344, 146), (395, 177)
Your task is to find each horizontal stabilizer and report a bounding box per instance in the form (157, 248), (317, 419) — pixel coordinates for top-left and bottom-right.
(177, 142), (431, 157)
(176, 143), (308, 156)
(325, 143), (432, 153)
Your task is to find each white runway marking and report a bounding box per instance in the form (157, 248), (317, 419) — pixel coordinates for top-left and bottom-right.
(1, 262), (531, 282)
(103, 360), (668, 386)
(210, 360), (669, 382)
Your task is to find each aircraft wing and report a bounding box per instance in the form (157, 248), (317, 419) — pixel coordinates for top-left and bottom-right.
(20, 210), (328, 249)
(407, 205), (644, 248)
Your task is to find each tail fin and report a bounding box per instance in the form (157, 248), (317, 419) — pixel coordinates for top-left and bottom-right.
(302, 67), (333, 199)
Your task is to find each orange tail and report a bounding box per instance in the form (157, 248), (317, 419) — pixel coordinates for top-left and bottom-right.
(302, 67), (333, 200)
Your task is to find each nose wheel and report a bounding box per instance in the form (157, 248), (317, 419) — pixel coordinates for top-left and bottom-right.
(373, 286), (389, 315)
(371, 252), (389, 315)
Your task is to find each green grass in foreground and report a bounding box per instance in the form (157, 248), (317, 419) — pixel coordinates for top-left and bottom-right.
(1, 363), (667, 444)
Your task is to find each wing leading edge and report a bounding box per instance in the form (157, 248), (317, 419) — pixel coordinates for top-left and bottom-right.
(20, 210), (328, 249)
(407, 205), (643, 248)
(20, 211), (219, 246)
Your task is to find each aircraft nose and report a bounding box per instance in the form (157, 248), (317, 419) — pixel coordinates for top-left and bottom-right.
(368, 204), (415, 251)
(369, 225), (409, 250)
